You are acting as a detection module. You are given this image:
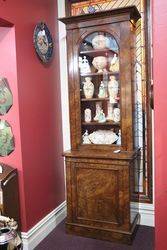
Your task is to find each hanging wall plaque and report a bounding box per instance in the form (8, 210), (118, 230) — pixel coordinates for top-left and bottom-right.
(0, 120), (15, 156)
(33, 22), (54, 63)
(0, 78), (13, 115)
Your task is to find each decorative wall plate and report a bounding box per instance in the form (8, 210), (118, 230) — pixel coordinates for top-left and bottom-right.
(33, 22), (54, 63)
(0, 78), (13, 115)
(0, 120), (15, 156)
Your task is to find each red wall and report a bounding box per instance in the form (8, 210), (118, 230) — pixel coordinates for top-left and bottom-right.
(153, 0), (167, 249)
(0, 0), (65, 231)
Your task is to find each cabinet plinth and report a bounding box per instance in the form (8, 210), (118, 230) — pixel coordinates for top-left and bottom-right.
(60, 6), (141, 244)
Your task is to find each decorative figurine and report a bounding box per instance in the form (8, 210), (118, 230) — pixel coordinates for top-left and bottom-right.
(79, 56), (91, 74)
(108, 76), (119, 103)
(83, 77), (94, 99)
(98, 81), (107, 98)
(92, 35), (110, 49)
(102, 71), (109, 92)
(106, 102), (114, 121)
(84, 108), (92, 123)
(98, 109), (106, 123)
(94, 102), (102, 121)
(116, 129), (121, 145)
(82, 130), (91, 144)
(92, 56), (107, 73)
(113, 107), (120, 123)
(109, 54), (119, 72)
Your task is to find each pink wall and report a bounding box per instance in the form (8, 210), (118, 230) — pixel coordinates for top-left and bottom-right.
(0, 0), (65, 231)
(153, 0), (167, 249)
(0, 26), (26, 227)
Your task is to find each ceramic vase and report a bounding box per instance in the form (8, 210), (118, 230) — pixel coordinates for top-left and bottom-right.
(113, 108), (120, 123)
(106, 102), (114, 121)
(83, 77), (94, 99)
(84, 108), (92, 123)
(108, 76), (119, 103)
(92, 56), (107, 73)
(92, 35), (110, 49)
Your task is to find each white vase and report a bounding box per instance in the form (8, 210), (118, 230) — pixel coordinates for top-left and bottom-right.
(106, 102), (114, 121)
(113, 108), (120, 123)
(84, 108), (92, 123)
(108, 76), (119, 103)
(83, 77), (94, 99)
(92, 35), (110, 49)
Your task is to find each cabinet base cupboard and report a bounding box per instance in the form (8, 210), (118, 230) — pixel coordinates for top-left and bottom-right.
(60, 6), (141, 244)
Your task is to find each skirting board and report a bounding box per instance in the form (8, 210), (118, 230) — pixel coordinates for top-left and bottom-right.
(21, 201), (67, 250)
(131, 202), (154, 227)
(21, 201), (154, 250)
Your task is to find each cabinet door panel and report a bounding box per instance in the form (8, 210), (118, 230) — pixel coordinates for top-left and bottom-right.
(72, 163), (126, 227)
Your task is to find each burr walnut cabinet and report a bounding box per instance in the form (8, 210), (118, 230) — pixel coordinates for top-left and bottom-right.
(60, 6), (141, 244)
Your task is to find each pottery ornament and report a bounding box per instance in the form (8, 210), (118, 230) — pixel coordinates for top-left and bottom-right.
(109, 54), (119, 72)
(82, 130), (91, 144)
(84, 108), (92, 123)
(88, 130), (118, 144)
(92, 35), (110, 49)
(79, 56), (91, 74)
(108, 76), (119, 103)
(92, 56), (107, 73)
(83, 77), (94, 99)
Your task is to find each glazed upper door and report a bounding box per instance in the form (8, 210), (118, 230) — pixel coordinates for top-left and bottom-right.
(79, 32), (121, 145)
(67, 21), (134, 151)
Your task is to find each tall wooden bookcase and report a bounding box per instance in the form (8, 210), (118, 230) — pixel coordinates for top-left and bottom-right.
(60, 6), (141, 244)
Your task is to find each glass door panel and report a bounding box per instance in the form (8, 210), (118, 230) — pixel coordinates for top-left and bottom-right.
(79, 32), (121, 146)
